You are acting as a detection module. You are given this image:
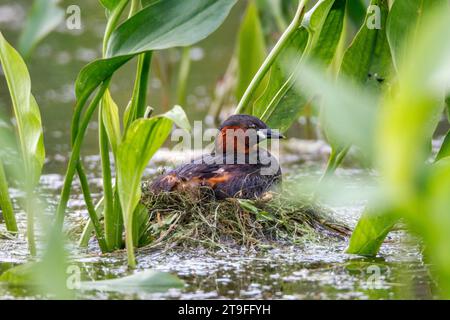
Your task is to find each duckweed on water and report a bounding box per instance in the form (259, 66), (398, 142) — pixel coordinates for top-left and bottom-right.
(138, 181), (351, 250)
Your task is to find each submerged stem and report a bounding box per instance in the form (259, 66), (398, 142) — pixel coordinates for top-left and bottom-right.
(234, 0), (309, 114)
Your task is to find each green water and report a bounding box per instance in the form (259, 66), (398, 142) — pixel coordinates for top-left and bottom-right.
(0, 0), (435, 299)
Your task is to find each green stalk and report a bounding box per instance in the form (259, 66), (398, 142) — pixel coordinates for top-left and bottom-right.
(125, 52), (152, 131)
(103, 0), (130, 55)
(77, 162), (108, 252)
(177, 46), (191, 106)
(321, 145), (350, 181)
(235, 0), (309, 114)
(98, 0), (130, 250)
(99, 111), (118, 250)
(55, 78), (111, 230)
(125, 202), (136, 268)
(0, 159), (17, 232)
(24, 194), (36, 256)
(78, 196), (104, 247)
(129, 0), (140, 18)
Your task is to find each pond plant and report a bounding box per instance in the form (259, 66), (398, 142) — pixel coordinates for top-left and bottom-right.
(1, 0), (450, 299)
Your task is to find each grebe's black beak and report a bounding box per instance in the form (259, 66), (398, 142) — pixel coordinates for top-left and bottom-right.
(257, 129), (286, 140)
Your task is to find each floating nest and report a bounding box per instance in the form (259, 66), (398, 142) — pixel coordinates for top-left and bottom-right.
(139, 181), (351, 250)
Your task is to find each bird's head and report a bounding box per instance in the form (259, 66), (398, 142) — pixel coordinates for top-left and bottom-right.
(215, 114), (285, 154)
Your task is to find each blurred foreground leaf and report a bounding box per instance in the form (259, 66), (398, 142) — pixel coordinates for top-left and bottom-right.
(80, 270), (184, 293)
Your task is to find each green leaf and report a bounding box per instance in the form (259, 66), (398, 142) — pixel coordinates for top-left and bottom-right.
(350, 3), (450, 258)
(0, 159), (17, 232)
(0, 33), (45, 190)
(323, 0), (392, 174)
(255, 0), (346, 133)
(101, 90), (122, 155)
(18, 0), (65, 58)
(76, 0), (237, 100)
(236, 0), (267, 103)
(387, 0), (448, 71)
(0, 262), (37, 287)
(346, 208), (398, 256)
(117, 106), (189, 267)
(287, 60), (377, 156)
(79, 270), (184, 293)
(339, 0), (393, 88)
(436, 130), (450, 162)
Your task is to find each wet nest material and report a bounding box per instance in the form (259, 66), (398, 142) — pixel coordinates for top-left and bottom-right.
(139, 182), (351, 250)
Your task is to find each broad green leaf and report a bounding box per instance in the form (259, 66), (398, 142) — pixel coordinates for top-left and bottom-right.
(0, 33), (45, 189)
(18, 0), (65, 58)
(236, 0), (267, 103)
(339, 0), (393, 88)
(79, 270), (184, 293)
(387, 0), (448, 71)
(346, 208), (398, 256)
(346, 0), (366, 28)
(117, 106), (189, 267)
(323, 0), (392, 171)
(349, 4), (450, 258)
(101, 90), (122, 155)
(75, 0), (237, 100)
(255, 0), (346, 133)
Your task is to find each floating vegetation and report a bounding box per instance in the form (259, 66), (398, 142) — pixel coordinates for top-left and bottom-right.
(139, 181), (351, 250)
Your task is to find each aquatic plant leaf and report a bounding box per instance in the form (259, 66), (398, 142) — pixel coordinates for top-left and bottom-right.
(0, 33), (45, 189)
(387, 0), (448, 72)
(79, 270), (184, 293)
(101, 90), (122, 155)
(236, 0), (267, 104)
(0, 262), (37, 287)
(339, 0), (392, 87)
(323, 0), (392, 173)
(18, 0), (64, 58)
(255, 0), (346, 133)
(117, 106), (189, 266)
(350, 4), (450, 262)
(76, 0), (237, 100)
(346, 208), (398, 256)
(346, 0), (366, 28)
(0, 159), (17, 232)
(287, 61), (377, 156)
(436, 130), (450, 162)
(418, 158), (450, 297)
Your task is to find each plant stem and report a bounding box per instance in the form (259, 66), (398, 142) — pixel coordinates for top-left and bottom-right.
(125, 204), (136, 268)
(177, 46), (191, 106)
(125, 52), (152, 130)
(55, 79), (111, 230)
(24, 193), (36, 256)
(235, 0), (309, 114)
(0, 159), (17, 232)
(78, 196), (104, 247)
(99, 106), (117, 250)
(103, 0), (130, 55)
(129, 0), (140, 18)
(77, 162), (108, 252)
(321, 145), (350, 181)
